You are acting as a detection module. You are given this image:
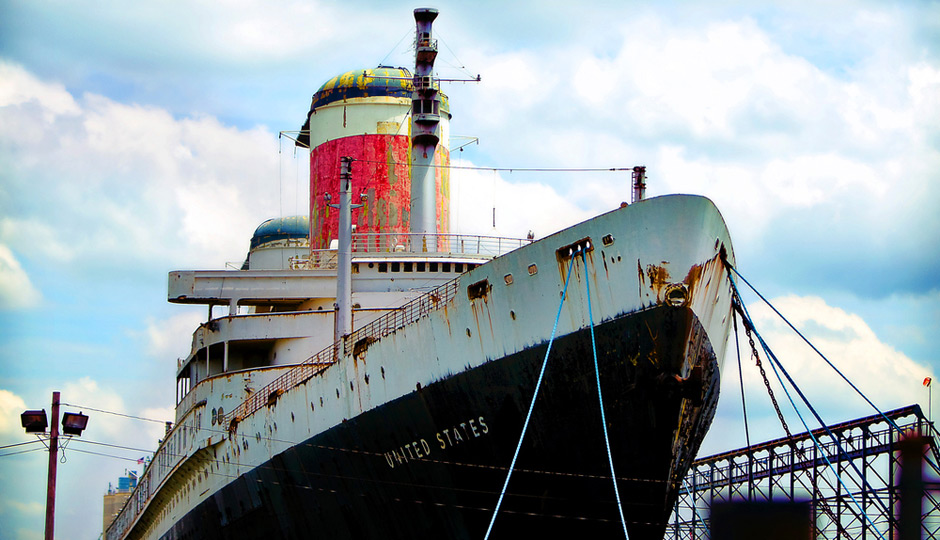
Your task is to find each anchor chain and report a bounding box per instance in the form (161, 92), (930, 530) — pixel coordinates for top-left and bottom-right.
(732, 296), (794, 443)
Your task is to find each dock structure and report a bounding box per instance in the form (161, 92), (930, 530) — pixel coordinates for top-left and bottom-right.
(667, 405), (940, 539)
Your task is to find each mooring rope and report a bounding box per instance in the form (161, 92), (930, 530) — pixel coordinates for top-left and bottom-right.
(483, 253), (578, 539)
(729, 272), (889, 539)
(732, 308), (753, 500)
(581, 248), (630, 538)
(727, 265), (905, 435)
(760, 335), (891, 540)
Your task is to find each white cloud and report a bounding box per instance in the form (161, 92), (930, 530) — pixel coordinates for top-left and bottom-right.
(0, 389), (28, 436)
(0, 62), (79, 120)
(450, 159), (594, 239)
(0, 62), (283, 275)
(704, 294), (933, 454)
(0, 245), (41, 310)
(0, 3), (937, 537)
(741, 295), (928, 421)
(142, 310), (205, 363)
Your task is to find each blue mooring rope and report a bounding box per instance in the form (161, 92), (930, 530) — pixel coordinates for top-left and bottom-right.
(483, 253), (578, 539)
(727, 265), (905, 436)
(581, 249), (630, 538)
(729, 271), (889, 540)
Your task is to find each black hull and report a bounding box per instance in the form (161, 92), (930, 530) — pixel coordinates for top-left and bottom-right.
(163, 304), (719, 540)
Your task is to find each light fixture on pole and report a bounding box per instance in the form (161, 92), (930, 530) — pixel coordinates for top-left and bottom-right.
(20, 410), (48, 433)
(21, 392), (90, 540)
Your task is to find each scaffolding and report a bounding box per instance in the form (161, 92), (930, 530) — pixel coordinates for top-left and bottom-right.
(666, 405), (940, 539)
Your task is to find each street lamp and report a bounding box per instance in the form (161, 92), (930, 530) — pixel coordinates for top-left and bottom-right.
(21, 391), (89, 540)
(20, 410), (48, 433)
(61, 412), (89, 436)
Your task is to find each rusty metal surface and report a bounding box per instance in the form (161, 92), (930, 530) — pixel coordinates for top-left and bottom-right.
(112, 194), (737, 540)
(311, 134), (413, 249)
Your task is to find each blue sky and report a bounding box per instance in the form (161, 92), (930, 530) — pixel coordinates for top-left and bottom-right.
(1, 1), (938, 538)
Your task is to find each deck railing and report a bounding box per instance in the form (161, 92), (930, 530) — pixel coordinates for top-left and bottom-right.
(291, 233), (530, 269)
(221, 276), (461, 428)
(344, 279), (459, 356)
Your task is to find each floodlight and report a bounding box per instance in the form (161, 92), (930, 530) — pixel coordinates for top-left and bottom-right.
(21, 409), (48, 433)
(61, 412), (89, 436)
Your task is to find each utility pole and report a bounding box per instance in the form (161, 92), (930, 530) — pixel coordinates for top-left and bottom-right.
(20, 391), (89, 540)
(45, 391), (60, 540)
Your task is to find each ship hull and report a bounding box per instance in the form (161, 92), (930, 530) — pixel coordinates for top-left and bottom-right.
(162, 303), (718, 540)
(111, 195), (735, 540)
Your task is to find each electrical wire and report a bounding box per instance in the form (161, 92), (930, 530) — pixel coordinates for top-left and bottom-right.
(0, 446), (46, 458)
(351, 157), (633, 173)
(59, 404), (170, 425)
(0, 439), (43, 450)
(378, 29), (412, 68)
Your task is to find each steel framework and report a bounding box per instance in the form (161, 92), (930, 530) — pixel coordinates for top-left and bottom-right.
(666, 405), (940, 539)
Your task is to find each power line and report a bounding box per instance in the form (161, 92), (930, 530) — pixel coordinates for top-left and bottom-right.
(351, 158), (634, 174)
(0, 439), (43, 450)
(0, 447), (45, 458)
(71, 438), (154, 455)
(60, 403), (170, 425)
(67, 447), (146, 463)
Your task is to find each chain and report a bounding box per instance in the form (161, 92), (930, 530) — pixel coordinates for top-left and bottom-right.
(733, 297), (795, 442)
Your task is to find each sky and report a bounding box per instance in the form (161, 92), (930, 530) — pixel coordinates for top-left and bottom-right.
(0, 0), (938, 538)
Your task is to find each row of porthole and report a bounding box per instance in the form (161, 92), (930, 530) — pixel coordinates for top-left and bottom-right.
(366, 261), (481, 273)
(500, 234), (615, 286)
(502, 263), (539, 286)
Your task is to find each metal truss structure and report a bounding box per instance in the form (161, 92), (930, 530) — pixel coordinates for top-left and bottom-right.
(666, 405), (940, 539)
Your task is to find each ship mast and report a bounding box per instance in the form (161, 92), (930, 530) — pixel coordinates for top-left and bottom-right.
(333, 156), (359, 344)
(410, 8), (442, 251)
(632, 166), (646, 203)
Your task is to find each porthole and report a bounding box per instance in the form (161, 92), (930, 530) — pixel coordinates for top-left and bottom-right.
(504, 274), (514, 285)
(528, 264), (538, 276)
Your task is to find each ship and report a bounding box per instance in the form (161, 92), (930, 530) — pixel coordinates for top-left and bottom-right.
(106, 8), (735, 540)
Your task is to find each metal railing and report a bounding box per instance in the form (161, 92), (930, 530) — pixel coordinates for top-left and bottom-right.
(349, 232), (529, 256)
(667, 405), (940, 539)
(289, 233), (529, 270)
(345, 278), (459, 356)
(222, 352), (335, 429)
(221, 276), (461, 428)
